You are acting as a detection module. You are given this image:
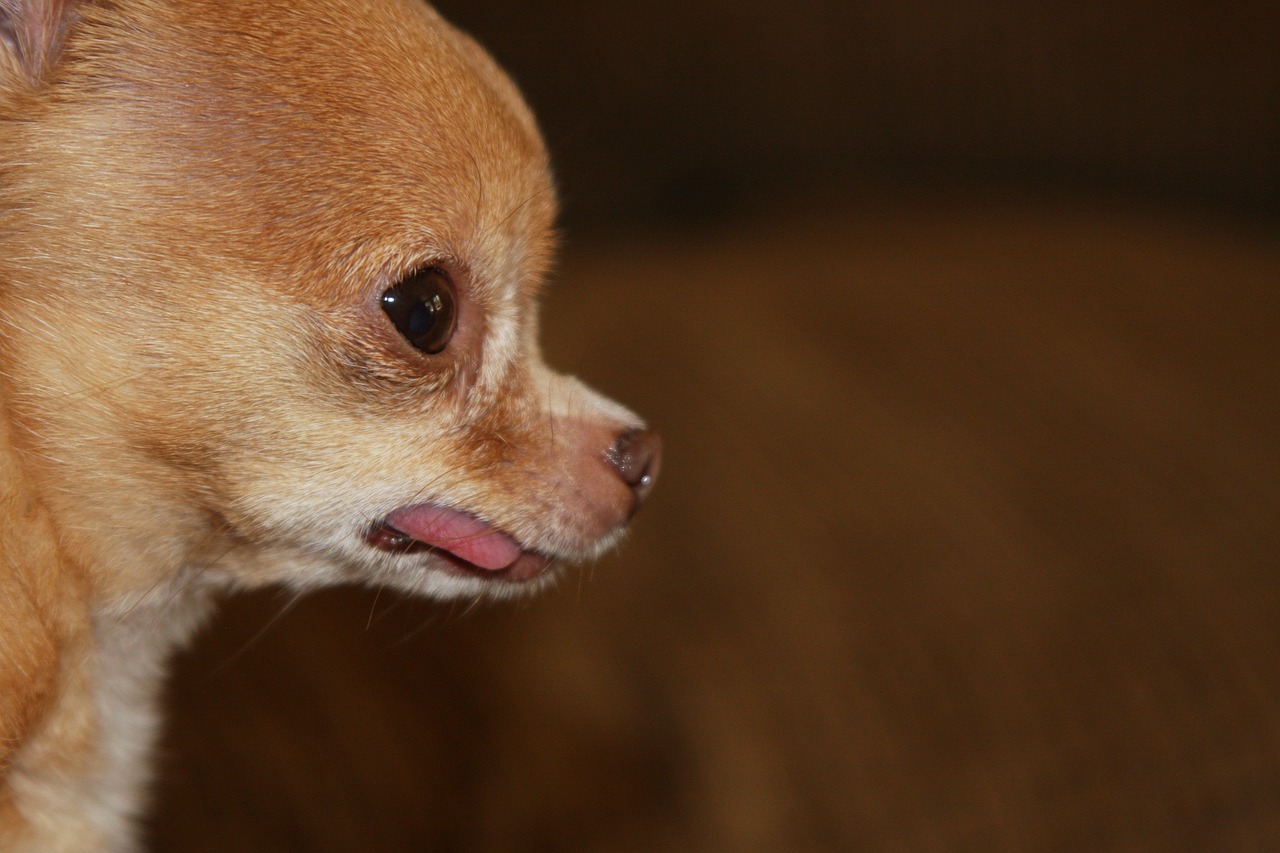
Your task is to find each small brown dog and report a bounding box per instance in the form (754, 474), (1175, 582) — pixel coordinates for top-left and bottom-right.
(0, 0), (659, 848)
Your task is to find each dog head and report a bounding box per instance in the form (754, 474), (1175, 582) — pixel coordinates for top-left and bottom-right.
(0, 0), (660, 603)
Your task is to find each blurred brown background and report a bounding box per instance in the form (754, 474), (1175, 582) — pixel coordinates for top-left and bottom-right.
(150, 2), (1280, 851)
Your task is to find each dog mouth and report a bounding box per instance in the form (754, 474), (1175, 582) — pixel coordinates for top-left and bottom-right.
(365, 503), (553, 583)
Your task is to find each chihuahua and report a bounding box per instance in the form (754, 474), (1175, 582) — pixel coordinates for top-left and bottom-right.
(0, 0), (660, 848)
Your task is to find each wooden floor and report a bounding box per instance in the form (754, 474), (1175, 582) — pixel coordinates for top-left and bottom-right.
(149, 193), (1280, 851)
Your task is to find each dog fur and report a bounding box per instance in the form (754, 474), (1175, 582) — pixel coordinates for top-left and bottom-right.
(0, 1), (659, 848)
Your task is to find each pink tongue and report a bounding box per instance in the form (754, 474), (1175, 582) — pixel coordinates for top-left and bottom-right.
(384, 504), (521, 571)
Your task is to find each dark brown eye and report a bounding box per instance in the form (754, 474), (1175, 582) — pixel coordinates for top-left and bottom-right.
(381, 267), (457, 354)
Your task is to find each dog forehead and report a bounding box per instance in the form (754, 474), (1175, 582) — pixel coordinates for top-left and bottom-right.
(57, 0), (556, 298)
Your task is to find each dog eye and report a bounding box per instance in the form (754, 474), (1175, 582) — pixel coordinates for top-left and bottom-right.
(381, 267), (457, 354)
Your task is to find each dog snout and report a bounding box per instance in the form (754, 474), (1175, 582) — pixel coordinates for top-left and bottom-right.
(606, 427), (662, 512)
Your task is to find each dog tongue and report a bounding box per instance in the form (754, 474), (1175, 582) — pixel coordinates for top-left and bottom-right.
(384, 504), (521, 571)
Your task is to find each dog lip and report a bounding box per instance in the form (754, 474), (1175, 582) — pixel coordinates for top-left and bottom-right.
(366, 520), (555, 583)
(367, 504), (555, 582)
(488, 550), (554, 583)
(373, 503), (521, 570)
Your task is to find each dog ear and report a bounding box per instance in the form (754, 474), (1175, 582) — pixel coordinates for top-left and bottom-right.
(0, 0), (84, 86)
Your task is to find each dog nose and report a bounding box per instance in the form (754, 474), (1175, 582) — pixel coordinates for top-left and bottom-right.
(606, 427), (662, 508)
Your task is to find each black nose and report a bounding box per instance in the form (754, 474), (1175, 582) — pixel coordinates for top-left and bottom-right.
(606, 427), (662, 509)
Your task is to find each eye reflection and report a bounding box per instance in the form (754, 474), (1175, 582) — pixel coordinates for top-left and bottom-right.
(381, 267), (457, 354)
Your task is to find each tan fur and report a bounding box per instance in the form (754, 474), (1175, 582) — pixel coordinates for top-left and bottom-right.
(0, 1), (658, 848)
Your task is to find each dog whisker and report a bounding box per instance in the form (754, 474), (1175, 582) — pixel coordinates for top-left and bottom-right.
(365, 585), (384, 631)
(211, 589), (307, 674)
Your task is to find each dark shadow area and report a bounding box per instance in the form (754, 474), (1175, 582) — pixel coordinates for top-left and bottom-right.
(430, 0), (1280, 228)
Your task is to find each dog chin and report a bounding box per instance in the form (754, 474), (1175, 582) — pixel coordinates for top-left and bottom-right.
(259, 526), (590, 603)
(363, 524), (631, 602)
(352, 550), (563, 602)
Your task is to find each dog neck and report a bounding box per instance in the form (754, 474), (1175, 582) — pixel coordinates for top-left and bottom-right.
(0, 403), (217, 850)
(83, 583), (216, 847)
